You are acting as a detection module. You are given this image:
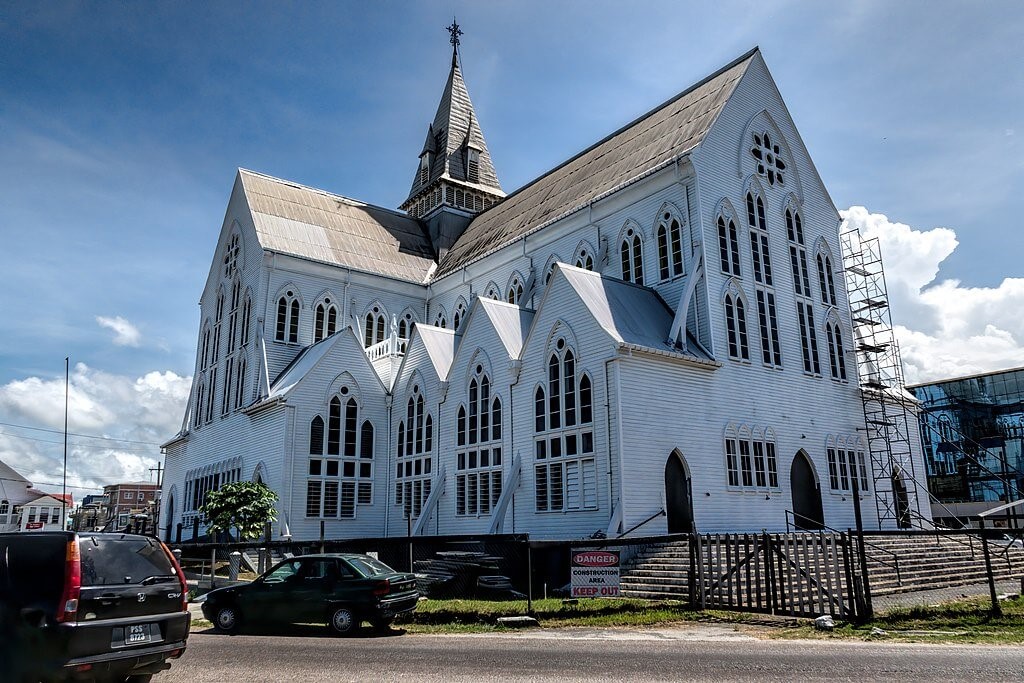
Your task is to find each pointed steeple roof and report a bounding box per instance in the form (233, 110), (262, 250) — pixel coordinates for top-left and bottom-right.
(402, 45), (503, 206)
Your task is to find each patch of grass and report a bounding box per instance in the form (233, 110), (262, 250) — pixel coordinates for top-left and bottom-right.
(772, 595), (1024, 644)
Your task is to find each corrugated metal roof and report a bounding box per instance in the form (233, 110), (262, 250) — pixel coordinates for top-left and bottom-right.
(240, 170), (437, 283)
(437, 49), (758, 276)
(477, 298), (535, 359)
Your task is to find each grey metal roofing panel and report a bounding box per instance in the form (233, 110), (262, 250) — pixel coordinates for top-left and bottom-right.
(416, 324), (456, 380)
(438, 50), (756, 276)
(478, 298), (535, 359)
(240, 170), (437, 283)
(267, 334), (341, 399)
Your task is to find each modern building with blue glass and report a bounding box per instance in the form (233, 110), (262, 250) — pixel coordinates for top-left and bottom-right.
(909, 366), (1024, 526)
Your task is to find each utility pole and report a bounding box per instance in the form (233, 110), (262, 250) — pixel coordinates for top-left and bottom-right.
(62, 357), (69, 530)
(150, 462), (164, 538)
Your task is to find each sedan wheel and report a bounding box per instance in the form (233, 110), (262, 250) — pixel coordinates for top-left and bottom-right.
(329, 606), (358, 636)
(214, 606), (240, 633)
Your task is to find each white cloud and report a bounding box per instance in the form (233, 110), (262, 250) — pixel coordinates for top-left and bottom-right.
(96, 315), (142, 347)
(841, 206), (1024, 384)
(0, 364), (191, 498)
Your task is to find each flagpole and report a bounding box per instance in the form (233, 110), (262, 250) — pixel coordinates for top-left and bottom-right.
(63, 356), (69, 530)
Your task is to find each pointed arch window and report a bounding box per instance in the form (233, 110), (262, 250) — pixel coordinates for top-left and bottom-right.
(725, 426), (779, 490)
(507, 276), (524, 305)
(656, 213), (684, 280)
(575, 248), (594, 271)
(364, 305), (386, 347)
(485, 284), (500, 300)
(456, 365), (503, 516)
(314, 298), (339, 342)
(534, 337), (597, 512)
(751, 131), (786, 186)
(718, 215), (741, 276)
(222, 232), (240, 278)
(746, 193), (773, 286)
(308, 392), (373, 518)
(797, 301), (821, 375)
(396, 386), (433, 519)
(228, 279), (241, 354)
(233, 356), (247, 409)
(786, 208), (811, 297)
(240, 293), (252, 347)
(817, 253), (837, 306)
(826, 321), (848, 381)
(199, 323), (212, 371)
(724, 292), (750, 361)
(398, 312), (415, 341)
(275, 290), (300, 343)
(193, 379), (206, 430)
(213, 290), (225, 360)
(619, 227), (644, 284)
(453, 301), (468, 332)
(434, 310), (447, 329)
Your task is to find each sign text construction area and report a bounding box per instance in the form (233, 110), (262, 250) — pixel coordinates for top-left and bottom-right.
(570, 549), (620, 598)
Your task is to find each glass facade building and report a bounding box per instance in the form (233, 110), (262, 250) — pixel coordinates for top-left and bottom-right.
(910, 367), (1024, 507)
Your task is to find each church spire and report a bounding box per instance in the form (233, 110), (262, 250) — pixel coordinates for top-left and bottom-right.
(401, 21), (504, 255)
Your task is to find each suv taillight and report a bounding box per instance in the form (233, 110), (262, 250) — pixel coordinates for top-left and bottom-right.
(160, 542), (189, 611)
(56, 537), (81, 623)
(372, 579), (391, 597)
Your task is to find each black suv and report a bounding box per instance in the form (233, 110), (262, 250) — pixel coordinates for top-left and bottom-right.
(201, 553), (418, 635)
(0, 532), (190, 682)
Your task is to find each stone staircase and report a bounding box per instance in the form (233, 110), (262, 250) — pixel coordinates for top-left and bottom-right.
(861, 533), (1024, 596)
(619, 533), (1024, 602)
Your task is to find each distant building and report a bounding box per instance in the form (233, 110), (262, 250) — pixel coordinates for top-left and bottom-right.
(909, 366), (1024, 527)
(101, 482), (160, 531)
(0, 459), (74, 532)
(71, 494), (110, 531)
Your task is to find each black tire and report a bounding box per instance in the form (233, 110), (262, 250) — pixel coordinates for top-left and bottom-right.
(370, 616), (394, 632)
(213, 605), (241, 633)
(328, 606), (359, 636)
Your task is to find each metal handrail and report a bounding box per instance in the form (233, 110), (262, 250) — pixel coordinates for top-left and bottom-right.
(784, 509), (902, 585)
(617, 508), (667, 539)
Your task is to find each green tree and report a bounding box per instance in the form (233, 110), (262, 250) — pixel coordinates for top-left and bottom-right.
(200, 481), (278, 541)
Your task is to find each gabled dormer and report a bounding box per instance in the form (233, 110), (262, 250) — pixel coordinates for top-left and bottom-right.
(400, 22), (505, 257)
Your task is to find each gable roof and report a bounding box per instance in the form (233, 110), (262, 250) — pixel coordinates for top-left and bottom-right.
(437, 48), (759, 276)
(556, 263), (715, 365)
(411, 324), (457, 381)
(477, 298), (535, 359)
(239, 169), (437, 284)
(265, 333), (345, 401)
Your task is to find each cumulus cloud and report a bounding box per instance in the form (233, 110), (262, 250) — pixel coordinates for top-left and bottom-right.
(841, 206), (1024, 384)
(0, 364), (191, 497)
(96, 315), (142, 347)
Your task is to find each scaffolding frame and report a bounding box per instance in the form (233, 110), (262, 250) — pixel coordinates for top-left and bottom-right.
(840, 229), (926, 529)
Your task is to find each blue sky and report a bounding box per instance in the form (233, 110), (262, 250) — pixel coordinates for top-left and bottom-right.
(1, 1), (1022, 494)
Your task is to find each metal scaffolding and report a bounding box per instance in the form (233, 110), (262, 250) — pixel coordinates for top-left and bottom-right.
(840, 229), (925, 529)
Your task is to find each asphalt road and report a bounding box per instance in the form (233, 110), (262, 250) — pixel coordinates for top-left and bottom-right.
(162, 625), (1024, 682)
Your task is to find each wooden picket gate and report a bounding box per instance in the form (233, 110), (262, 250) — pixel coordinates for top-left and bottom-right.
(693, 532), (866, 620)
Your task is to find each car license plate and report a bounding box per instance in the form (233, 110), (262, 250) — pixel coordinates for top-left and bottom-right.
(125, 624), (151, 645)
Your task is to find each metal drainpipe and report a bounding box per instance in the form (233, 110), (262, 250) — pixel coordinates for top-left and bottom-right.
(604, 358), (619, 535)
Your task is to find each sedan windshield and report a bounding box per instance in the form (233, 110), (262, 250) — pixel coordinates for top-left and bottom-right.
(346, 555), (397, 577)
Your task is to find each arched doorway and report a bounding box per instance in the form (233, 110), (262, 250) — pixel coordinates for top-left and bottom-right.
(664, 451), (694, 533)
(892, 474), (911, 529)
(790, 451), (824, 530)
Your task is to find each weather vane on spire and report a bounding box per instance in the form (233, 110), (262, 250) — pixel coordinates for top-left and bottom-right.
(446, 18), (462, 67)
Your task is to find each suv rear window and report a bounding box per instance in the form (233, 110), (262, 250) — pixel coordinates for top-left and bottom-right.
(80, 535), (176, 586)
(0, 534), (67, 610)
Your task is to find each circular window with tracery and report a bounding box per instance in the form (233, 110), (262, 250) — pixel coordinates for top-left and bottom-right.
(750, 131), (786, 186)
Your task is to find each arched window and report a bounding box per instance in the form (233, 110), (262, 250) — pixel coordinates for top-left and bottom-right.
(396, 386), (433, 518)
(725, 424), (779, 490)
(363, 304), (386, 347)
(787, 208), (811, 297)
(746, 193), (772, 286)
(193, 380), (206, 430)
(199, 323), (212, 371)
(433, 308), (447, 329)
(222, 232), (240, 278)
(485, 283), (500, 300)
(240, 293), (252, 347)
(718, 214), (741, 276)
(507, 275), (524, 305)
(534, 337), (597, 512)
(228, 279), (241, 354)
(817, 253), (837, 306)
(656, 212), (684, 280)
(233, 356), (247, 409)
(310, 415), (324, 455)
(619, 227), (644, 284)
(826, 321), (847, 381)
(575, 248), (594, 271)
(751, 131), (786, 186)
(213, 290), (225, 359)
(398, 311), (414, 341)
(724, 292), (749, 361)
(314, 298), (339, 342)
(275, 290), (300, 343)
(307, 392), (374, 518)
(453, 301), (468, 332)
(456, 365), (504, 516)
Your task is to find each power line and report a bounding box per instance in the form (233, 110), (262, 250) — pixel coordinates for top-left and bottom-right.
(0, 431), (160, 454)
(0, 421), (164, 447)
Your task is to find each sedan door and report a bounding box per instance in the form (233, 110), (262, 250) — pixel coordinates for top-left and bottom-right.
(242, 559), (301, 623)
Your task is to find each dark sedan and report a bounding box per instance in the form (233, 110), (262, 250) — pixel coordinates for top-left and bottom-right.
(200, 553), (418, 635)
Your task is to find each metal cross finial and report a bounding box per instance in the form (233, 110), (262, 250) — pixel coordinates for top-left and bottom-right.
(446, 19), (462, 67)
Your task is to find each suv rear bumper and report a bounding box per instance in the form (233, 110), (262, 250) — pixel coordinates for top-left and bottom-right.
(60, 612), (189, 678)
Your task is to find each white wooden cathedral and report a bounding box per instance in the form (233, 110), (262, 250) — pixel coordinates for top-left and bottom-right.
(161, 29), (929, 542)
